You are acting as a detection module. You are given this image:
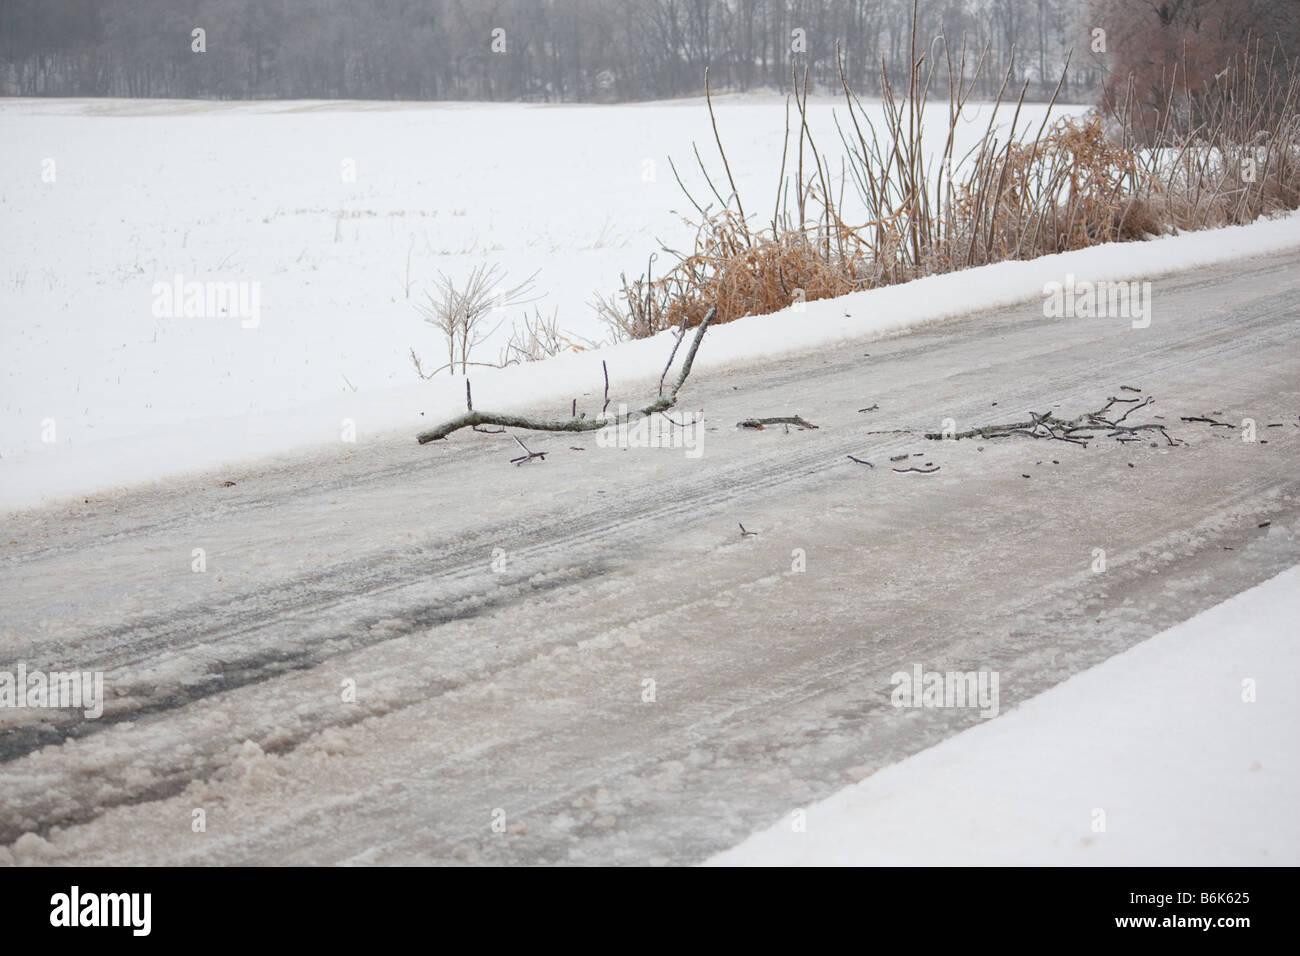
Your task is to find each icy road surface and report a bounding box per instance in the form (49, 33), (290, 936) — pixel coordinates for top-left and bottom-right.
(2, 250), (1298, 865)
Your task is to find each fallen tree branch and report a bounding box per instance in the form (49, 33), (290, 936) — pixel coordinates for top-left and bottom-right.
(417, 307), (716, 444)
(420, 410), (608, 441)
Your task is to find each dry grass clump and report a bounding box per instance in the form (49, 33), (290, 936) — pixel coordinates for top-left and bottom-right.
(498, 307), (594, 365)
(657, 211), (873, 329)
(593, 264), (670, 339)
(598, 0), (1300, 342)
(596, 206), (882, 336)
(957, 114), (1165, 261)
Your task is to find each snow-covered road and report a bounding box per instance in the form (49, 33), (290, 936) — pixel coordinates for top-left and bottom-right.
(2, 249), (1298, 864)
(708, 563), (1300, 866)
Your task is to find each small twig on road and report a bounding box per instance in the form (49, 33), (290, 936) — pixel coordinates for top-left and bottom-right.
(1110, 395), (1153, 425)
(663, 410), (704, 428)
(737, 416), (819, 430)
(509, 436), (546, 465)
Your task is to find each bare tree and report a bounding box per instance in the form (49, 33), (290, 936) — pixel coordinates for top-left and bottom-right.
(413, 264), (538, 376)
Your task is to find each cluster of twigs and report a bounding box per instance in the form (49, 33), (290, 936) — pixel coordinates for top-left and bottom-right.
(923, 390), (1183, 448)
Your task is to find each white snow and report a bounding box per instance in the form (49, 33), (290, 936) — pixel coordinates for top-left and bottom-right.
(706, 562), (1300, 866)
(2, 96), (1299, 512)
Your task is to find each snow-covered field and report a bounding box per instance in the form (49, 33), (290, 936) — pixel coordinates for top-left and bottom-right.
(3, 95), (1300, 516)
(708, 563), (1300, 866)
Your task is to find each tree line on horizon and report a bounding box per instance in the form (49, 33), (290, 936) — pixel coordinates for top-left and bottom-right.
(1, 0), (1295, 114)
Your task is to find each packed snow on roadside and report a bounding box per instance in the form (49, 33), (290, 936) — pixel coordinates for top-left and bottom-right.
(2, 96), (1299, 512)
(707, 561), (1300, 866)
